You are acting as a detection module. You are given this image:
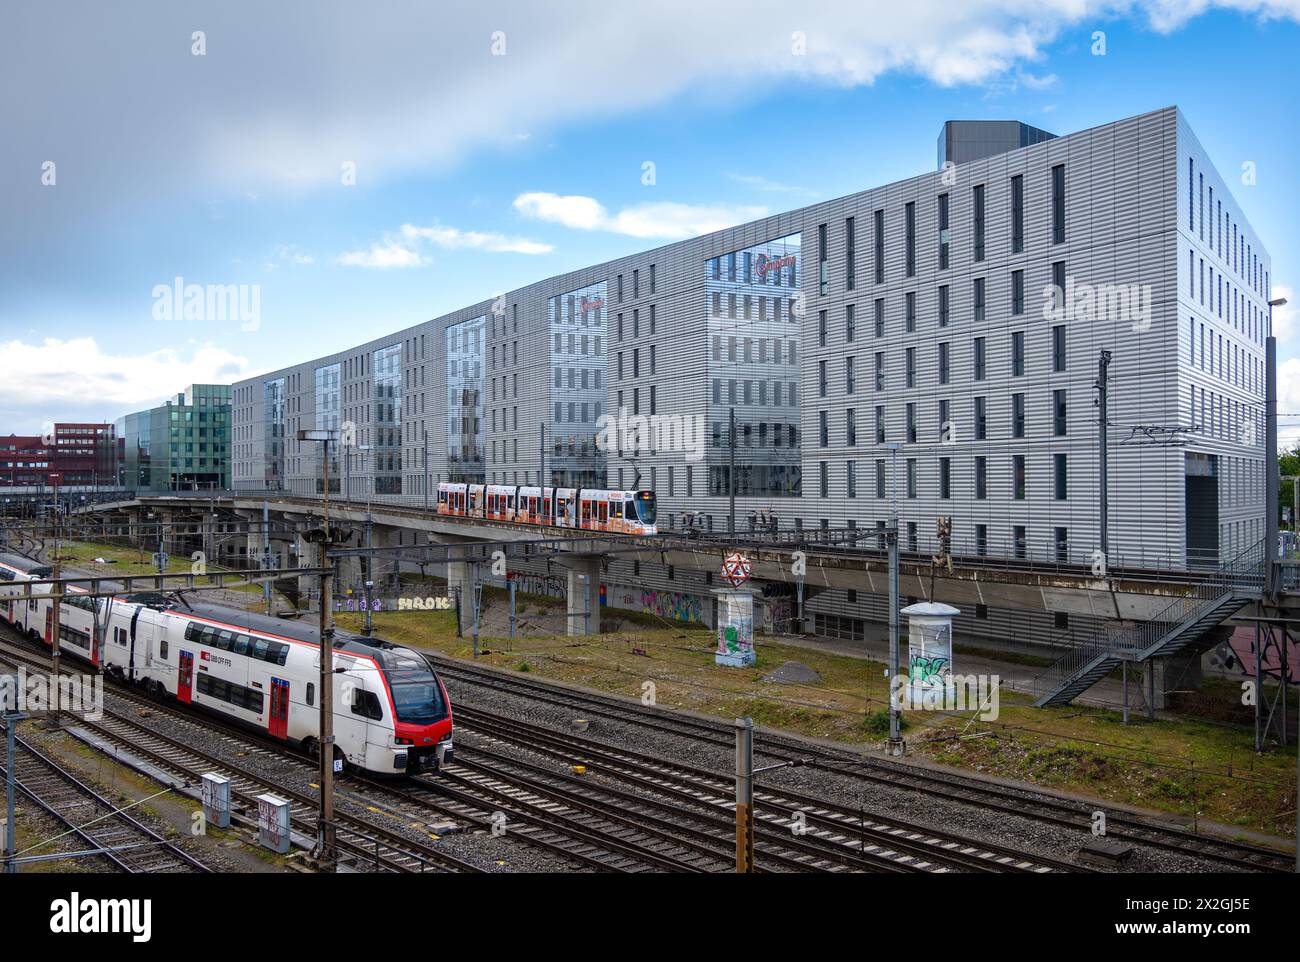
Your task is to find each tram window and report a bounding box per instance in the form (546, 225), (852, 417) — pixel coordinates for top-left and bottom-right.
(351, 689), (383, 720)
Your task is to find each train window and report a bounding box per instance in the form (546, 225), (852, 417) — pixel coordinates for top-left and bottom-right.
(242, 689), (264, 714)
(350, 689), (383, 720)
(251, 637), (270, 661)
(159, 641), (169, 661)
(200, 625), (219, 647)
(232, 634), (250, 656)
(273, 643), (289, 666)
(306, 683), (315, 706)
(185, 623), (201, 642)
(215, 629), (235, 651)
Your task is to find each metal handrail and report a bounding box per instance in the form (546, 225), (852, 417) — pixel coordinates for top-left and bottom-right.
(1037, 538), (1265, 696)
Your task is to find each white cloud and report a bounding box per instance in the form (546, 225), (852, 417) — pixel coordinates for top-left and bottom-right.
(338, 220), (552, 268)
(0, 337), (259, 429)
(399, 222), (553, 255)
(337, 239), (427, 269)
(10, 0), (1293, 242)
(513, 192), (769, 240)
(724, 172), (821, 198)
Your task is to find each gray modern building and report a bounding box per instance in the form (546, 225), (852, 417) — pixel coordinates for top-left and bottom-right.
(231, 106), (1271, 645)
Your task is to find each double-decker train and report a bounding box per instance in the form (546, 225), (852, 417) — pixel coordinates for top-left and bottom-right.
(0, 552), (453, 775)
(436, 483), (657, 535)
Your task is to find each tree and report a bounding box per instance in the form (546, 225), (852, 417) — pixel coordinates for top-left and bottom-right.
(1278, 443), (1300, 526)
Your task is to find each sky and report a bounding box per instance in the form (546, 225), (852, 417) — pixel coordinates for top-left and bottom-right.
(1, 0), (1297, 438)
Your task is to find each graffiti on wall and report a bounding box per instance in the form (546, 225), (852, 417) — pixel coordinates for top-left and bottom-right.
(615, 588), (705, 624)
(509, 573), (568, 600)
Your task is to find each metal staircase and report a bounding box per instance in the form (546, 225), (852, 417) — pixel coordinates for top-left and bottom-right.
(1034, 540), (1265, 707)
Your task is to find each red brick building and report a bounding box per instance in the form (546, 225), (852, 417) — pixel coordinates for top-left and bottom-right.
(0, 423), (118, 489)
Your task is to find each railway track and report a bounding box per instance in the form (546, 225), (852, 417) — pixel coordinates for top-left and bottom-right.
(431, 654), (1293, 872)
(0, 720), (210, 873)
(454, 706), (1080, 873)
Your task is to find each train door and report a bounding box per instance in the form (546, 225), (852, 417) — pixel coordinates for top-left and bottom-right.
(44, 608), (53, 645)
(269, 678), (290, 738)
(177, 651), (194, 703)
(90, 625), (100, 668)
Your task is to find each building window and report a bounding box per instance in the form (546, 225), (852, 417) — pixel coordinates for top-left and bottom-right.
(974, 396), (986, 440)
(846, 304), (855, 342)
(1055, 526), (1069, 563)
(846, 408), (856, 446)
(846, 356), (856, 394)
(905, 291), (916, 333)
(1010, 174), (1024, 253)
(875, 459), (885, 499)
(938, 285), (949, 328)
(845, 217), (856, 291)
(846, 460), (857, 498)
(972, 184), (986, 261)
(1011, 270), (1024, 315)
(906, 458), (917, 498)
(1054, 452), (1068, 500)
(975, 456), (987, 500)
(905, 201), (916, 277)
(875, 405), (885, 444)
(1011, 330), (1025, 376)
(819, 410), (829, 447)
(973, 337), (986, 381)
(1053, 325), (1066, 372)
(1012, 393), (1025, 438)
(1053, 389), (1067, 436)
(873, 209), (885, 284)
(938, 341), (950, 385)
(874, 299), (884, 338)
(1013, 455), (1026, 500)
(939, 457), (951, 499)
(973, 277), (985, 322)
(906, 347), (916, 389)
(818, 223), (829, 296)
(1014, 526), (1027, 560)
(975, 524), (987, 558)
(937, 193), (950, 270)
(1051, 164), (1065, 244)
(818, 310), (827, 347)
(819, 461), (828, 497)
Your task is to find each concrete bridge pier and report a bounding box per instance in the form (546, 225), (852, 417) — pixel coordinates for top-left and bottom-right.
(565, 556), (601, 636)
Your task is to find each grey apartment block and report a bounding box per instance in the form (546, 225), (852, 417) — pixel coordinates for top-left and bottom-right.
(231, 106), (1271, 642)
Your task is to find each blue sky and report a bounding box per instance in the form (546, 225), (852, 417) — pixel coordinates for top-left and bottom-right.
(0, 0), (1296, 435)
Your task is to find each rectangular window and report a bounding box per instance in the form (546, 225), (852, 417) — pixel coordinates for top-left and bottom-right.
(938, 342), (950, 385)
(873, 209), (885, 284)
(905, 201), (916, 277)
(818, 223), (828, 296)
(875, 405), (885, 444)
(937, 193), (950, 270)
(1013, 455), (1026, 500)
(974, 396), (986, 440)
(1052, 261), (1066, 313)
(906, 401), (916, 442)
(1053, 325), (1066, 372)
(874, 351), (884, 391)
(845, 304), (855, 343)
(1010, 174), (1024, 253)
(905, 291), (916, 333)
(819, 410), (829, 447)
(975, 456), (987, 500)
(973, 337), (986, 381)
(973, 277), (985, 322)
(1012, 393), (1025, 438)
(1055, 527), (1069, 564)
(939, 457), (951, 499)
(818, 310), (827, 347)
(846, 460), (857, 498)
(972, 184), (985, 261)
(847, 356), (856, 394)
(938, 285), (949, 328)
(874, 299), (884, 338)
(906, 347), (916, 389)
(1053, 388), (1067, 436)
(1011, 331), (1025, 376)
(1051, 164), (1065, 244)
(906, 458), (917, 498)
(875, 459), (885, 499)
(819, 461), (828, 497)
(846, 408), (856, 446)
(1054, 452), (1068, 500)
(1014, 525), (1027, 560)
(845, 216), (856, 290)
(1011, 270), (1024, 315)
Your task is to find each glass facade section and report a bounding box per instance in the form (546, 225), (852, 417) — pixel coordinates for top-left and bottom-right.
(703, 232), (802, 498)
(313, 363), (341, 493)
(446, 316), (484, 483)
(548, 280), (607, 489)
(372, 344), (403, 494)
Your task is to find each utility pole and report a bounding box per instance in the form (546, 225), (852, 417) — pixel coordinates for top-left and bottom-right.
(49, 473), (62, 729)
(540, 423), (546, 501)
(728, 407), (736, 537)
(422, 428), (430, 513)
(885, 443), (903, 755)
(362, 516), (374, 637)
(734, 716), (754, 873)
(1266, 331), (1279, 597)
(262, 500), (272, 614)
(1096, 349), (1112, 561)
(297, 429), (338, 869)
